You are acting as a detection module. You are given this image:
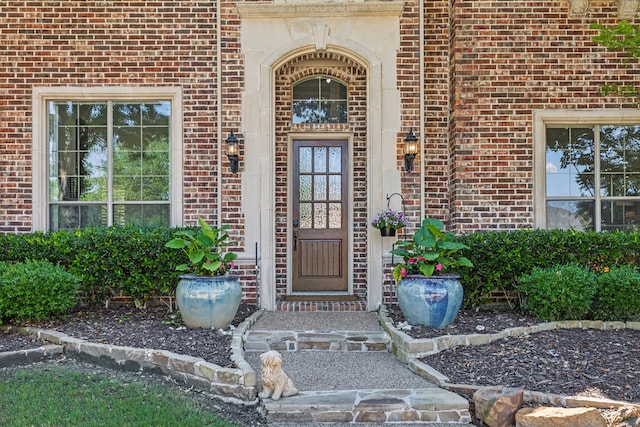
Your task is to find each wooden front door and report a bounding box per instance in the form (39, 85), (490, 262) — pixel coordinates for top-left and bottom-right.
(292, 140), (349, 292)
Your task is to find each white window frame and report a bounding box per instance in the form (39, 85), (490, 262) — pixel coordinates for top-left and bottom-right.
(534, 109), (640, 230)
(32, 87), (183, 231)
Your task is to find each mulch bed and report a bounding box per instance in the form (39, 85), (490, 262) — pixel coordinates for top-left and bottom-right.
(387, 306), (640, 404)
(2, 304), (639, 406)
(1, 303), (257, 368)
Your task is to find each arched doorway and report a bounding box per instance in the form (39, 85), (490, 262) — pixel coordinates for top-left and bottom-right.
(273, 54), (368, 300)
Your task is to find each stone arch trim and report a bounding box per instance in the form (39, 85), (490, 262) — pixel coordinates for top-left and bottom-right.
(279, 52), (368, 83)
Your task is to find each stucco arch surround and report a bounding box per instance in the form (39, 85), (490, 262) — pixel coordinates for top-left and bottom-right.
(238, 3), (404, 310)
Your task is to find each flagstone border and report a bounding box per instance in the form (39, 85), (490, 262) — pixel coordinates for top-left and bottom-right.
(379, 306), (640, 409)
(0, 309), (267, 404)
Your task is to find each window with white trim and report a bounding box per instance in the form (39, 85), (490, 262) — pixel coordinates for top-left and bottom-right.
(543, 122), (640, 231)
(33, 87), (183, 231)
(48, 101), (172, 230)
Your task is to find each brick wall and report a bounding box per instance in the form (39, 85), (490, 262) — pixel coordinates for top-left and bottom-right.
(449, 0), (640, 231)
(1, 0), (640, 238)
(0, 1), (223, 233)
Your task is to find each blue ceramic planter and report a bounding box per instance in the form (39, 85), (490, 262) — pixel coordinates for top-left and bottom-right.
(396, 275), (463, 328)
(176, 275), (242, 329)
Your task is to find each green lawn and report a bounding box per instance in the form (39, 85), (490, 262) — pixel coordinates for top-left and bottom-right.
(0, 365), (241, 427)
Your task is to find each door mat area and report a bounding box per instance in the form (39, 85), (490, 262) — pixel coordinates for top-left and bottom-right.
(281, 295), (360, 302)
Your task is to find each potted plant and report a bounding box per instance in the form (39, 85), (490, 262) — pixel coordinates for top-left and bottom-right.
(390, 217), (473, 328)
(372, 209), (407, 237)
(165, 218), (241, 329)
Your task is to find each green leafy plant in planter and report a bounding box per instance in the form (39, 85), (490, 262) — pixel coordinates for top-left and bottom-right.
(166, 218), (238, 276)
(391, 217), (473, 281)
(165, 219), (241, 329)
(390, 217), (473, 328)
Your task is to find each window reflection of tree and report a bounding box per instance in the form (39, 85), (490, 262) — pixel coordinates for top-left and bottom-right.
(548, 125), (640, 231)
(292, 77), (347, 124)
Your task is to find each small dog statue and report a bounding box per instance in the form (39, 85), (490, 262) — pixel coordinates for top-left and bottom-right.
(258, 350), (298, 400)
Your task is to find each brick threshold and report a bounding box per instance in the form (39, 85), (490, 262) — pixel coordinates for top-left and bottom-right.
(276, 299), (367, 312)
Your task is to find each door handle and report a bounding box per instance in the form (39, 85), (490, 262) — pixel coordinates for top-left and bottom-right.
(293, 219), (299, 228)
(293, 230), (298, 251)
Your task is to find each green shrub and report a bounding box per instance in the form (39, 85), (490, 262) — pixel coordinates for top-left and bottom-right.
(0, 227), (181, 306)
(592, 265), (640, 321)
(0, 260), (79, 322)
(459, 229), (640, 308)
(516, 264), (597, 321)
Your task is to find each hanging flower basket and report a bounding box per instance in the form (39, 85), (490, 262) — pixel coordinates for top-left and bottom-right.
(379, 227), (396, 237)
(372, 209), (407, 237)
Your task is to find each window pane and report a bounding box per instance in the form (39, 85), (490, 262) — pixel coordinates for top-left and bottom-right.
(293, 79), (318, 99)
(314, 203), (327, 229)
(314, 175), (327, 201)
(142, 177), (169, 201)
(113, 204), (170, 227)
(142, 102), (170, 126)
(314, 147), (326, 172)
(601, 200), (640, 232)
(546, 200), (594, 231)
(320, 100), (347, 124)
(600, 125), (640, 196)
(320, 78), (347, 100)
(300, 203), (312, 228)
(299, 175), (312, 201)
(299, 147), (312, 173)
(292, 100), (319, 124)
(329, 147), (341, 173)
(113, 175), (142, 201)
(114, 126), (142, 150)
(50, 204), (107, 231)
(545, 127), (595, 197)
(328, 202), (341, 228)
(329, 175), (341, 200)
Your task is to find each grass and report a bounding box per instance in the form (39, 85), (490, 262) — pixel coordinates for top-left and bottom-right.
(0, 365), (240, 427)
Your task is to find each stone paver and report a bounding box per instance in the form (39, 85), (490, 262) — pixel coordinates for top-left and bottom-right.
(263, 389), (472, 425)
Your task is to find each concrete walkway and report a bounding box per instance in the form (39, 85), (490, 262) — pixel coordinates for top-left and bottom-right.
(243, 311), (474, 425)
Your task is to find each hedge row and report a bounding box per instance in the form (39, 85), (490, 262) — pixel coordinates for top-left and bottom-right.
(2, 227), (639, 314)
(458, 228), (640, 307)
(0, 227), (184, 307)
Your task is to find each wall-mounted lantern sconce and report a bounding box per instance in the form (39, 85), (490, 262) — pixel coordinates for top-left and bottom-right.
(225, 131), (240, 173)
(404, 129), (418, 172)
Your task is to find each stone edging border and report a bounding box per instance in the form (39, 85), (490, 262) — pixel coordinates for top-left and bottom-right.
(0, 309), (267, 405)
(379, 306), (640, 410)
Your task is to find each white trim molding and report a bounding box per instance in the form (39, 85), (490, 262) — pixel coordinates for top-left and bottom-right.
(31, 86), (183, 231)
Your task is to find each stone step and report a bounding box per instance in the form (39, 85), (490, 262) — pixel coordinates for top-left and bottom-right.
(263, 388), (472, 425)
(243, 330), (390, 352)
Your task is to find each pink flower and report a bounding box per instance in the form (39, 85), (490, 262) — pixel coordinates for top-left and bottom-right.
(400, 267), (407, 277)
(230, 261), (235, 268)
(435, 264), (443, 271)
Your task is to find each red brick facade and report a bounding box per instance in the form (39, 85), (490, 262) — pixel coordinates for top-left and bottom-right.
(1, 1), (639, 307)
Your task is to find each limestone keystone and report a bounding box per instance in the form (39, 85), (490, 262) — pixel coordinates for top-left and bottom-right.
(516, 406), (607, 427)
